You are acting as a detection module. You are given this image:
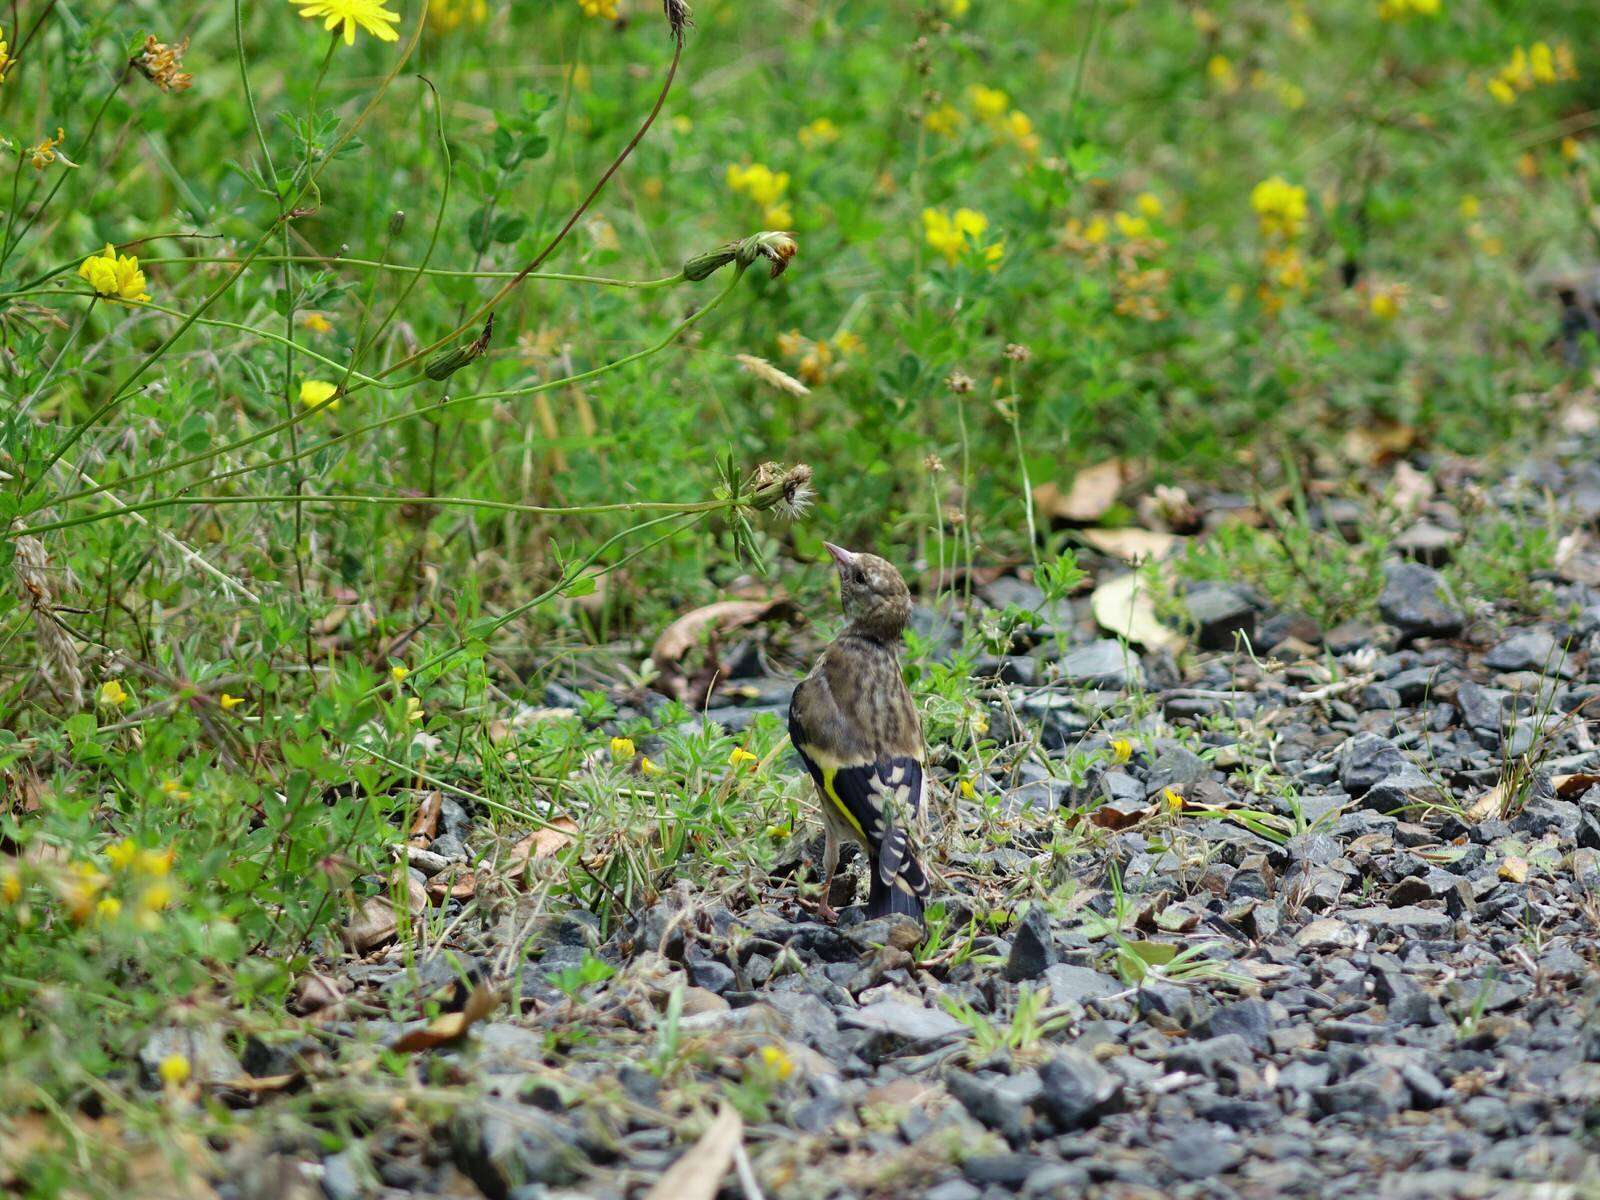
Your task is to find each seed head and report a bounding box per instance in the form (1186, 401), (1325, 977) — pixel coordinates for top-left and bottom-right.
(662, 0), (693, 44)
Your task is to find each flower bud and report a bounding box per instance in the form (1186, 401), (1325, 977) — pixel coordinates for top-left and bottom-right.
(424, 314), (494, 381)
(682, 241), (740, 281)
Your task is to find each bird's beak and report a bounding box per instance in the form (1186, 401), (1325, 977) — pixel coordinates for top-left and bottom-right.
(823, 542), (858, 570)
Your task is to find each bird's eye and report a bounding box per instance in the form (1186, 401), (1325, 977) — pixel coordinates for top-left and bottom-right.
(851, 566), (865, 584)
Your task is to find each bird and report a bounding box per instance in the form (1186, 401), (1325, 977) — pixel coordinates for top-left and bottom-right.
(788, 542), (930, 922)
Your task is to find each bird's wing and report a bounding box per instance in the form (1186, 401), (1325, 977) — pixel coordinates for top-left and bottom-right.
(790, 675), (926, 893)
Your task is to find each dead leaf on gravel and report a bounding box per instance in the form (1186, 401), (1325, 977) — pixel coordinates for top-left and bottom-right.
(410, 790), (442, 844)
(1342, 418), (1416, 466)
(1080, 527), (1181, 564)
(1091, 571), (1185, 653)
(291, 972), (344, 1016)
(342, 896), (398, 953)
(1554, 773), (1600, 798)
(507, 817), (578, 880)
(1033, 459), (1128, 524)
(427, 868), (478, 903)
(651, 597), (795, 703)
(1087, 801), (1153, 830)
(391, 985), (504, 1053)
(645, 1105), (744, 1200)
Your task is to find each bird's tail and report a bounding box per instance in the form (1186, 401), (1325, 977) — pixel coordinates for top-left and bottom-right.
(866, 851), (928, 920)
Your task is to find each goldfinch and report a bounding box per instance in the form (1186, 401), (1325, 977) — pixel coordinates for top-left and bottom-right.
(788, 543), (930, 921)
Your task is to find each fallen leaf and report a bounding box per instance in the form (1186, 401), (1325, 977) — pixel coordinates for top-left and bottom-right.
(342, 895), (397, 953)
(410, 790), (442, 844)
(391, 985), (504, 1053)
(644, 1105), (744, 1200)
(214, 1072), (300, 1095)
(1079, 527), (1181, 564)
(1090, 571), (1185, 653)
(1464, 783), (1507, 824)
(1033, 460), (1128, 524)
(506, 817), (579, 879)
(650, 597), (795, 703)
(1554, 773), (1600, 798)
(426, 868), (478, 903)
(290, 972), (344, 1016)
(1342, 418), (1416, 466)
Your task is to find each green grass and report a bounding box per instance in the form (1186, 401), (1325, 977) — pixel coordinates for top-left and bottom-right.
(1, 0), (1597, 1192)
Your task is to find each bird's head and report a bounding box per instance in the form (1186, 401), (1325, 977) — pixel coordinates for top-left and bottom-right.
(825, 543), (912, 641)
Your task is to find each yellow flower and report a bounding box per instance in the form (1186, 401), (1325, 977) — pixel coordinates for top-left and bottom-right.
(610, 735), (636, 762)
(0, 29), (10, 83)
(1378, 0), (1439, 20)
(1486, 76), (1516, 105)
(158, 1054), (190, 1086)
(968, 85), (1010, 122)
(1530, 42), (1555, 85)
(1562, 136), (1580, 161)
(1113, 211), (1150, 239)
(140, 882), (174, 912)
(670, 114), (693, 135)
(299, 380), (339, 410)
(96, 896), (122, 921)
(160, 778), (191, 801)
(1135, 192), (1163, 219)
(1003, 110), (1040, 155)
(923, 207), (1003, 267)
(799, 118), (840, 149)
(106, 839), (139, 870)
(300, 312), (334, 334)
(219, 693), (245, 711)
(578, 0), (619, 16)
(758, 1044), (794, 1080)
(1250, 176), (1308, 240)
(640, 756), (662, 775)
(1207, 55), (1237, 92)
(941, 0), (970, 15)
(1459, 194), (1480, 219)
(1369, 286), (1402, 321)
(1163, 787), (1183, 813)
(726, 163), (790, 210)
(960, 779), (977, 800)
(79, 245), (150, 304)
(98, 678), (130, 707)
(1082, 214), (1109, 244)
(1110, 738), (1133, 765)
(27, 128), (67, 170)
(136, 847), (174, 877)
(64, 863), (105, 923)
(923, 103), (963, 136)
(2, 867), (21, 904)
(1516, 151), (1538, 180)
(729, 747), (759, 769)
(427, 0), (488, 31)
(289, 0), (401, 45)
(390, 664), (409, 683)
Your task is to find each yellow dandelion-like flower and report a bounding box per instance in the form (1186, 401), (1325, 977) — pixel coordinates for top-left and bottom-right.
(1135, 192), (1163, 219)
(390, 664), (409, 683)
(799, 118), (840, 149)
(1369, 286), (1402, 321)
(98, 678), (130, 707)
(640, 756), (662, 775)
(1, 867), (20, 905)
(289, 0), (401, 45)
(578, 0), (619, 18)
(300, 312), (334, 333)
(959, 779), (977, 800)
(1113, 211), (1150, 239)
(136, 847), (174, 877)
(106, 839), (139, 870)
(1250, 176), (1308, 240)
(610, 735), (636, 762)
(923, 207), (1003, 267)
(1163, 787), (1183, 813)
(79, 245), (150, 304)
(158, 1054), (191, 1086)
(140, 882), (174, 912)
(219, 693), (245, 711)
(729, 747), (759, 769)
(968, 84), (1010, 122)
(96, 896), (122, 921)
(27, 128), (68, 170)
(759, 1045), (795, 1080)
(299, 379), (339, 410)
(1486, 76), (1516, 105)
(1110, 738), (1133, 765)
(923, 103), (963, 136)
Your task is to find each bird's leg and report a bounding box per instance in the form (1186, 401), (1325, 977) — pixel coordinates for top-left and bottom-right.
(816, 827), (840, 923)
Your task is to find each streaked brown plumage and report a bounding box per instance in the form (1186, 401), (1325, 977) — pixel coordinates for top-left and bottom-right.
(788, 543), (929, 921)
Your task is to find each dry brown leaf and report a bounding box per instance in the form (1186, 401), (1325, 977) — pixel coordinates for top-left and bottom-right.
(644, 1105), (744, 1200)
(1090, 571), (1185, 653)
(342, 896), (397, 953)
(391, 985), (504, 1053)
(1554, 773), (1600, 798)
(1088, 802), (1153, 830)
(1080, 527), (1181, 564)
(410, 790), (442, 845)
(291, 972), (344, 1016)
(1342, 418), (1416, 466)
(1033, 460), (1127, 524)
(214, 1072), (300, 1095)
(1464, 782), (1508, 824)
(426, 868), (478, 903)
(506, 817), (579, 880)
(650, 597), (795, 703)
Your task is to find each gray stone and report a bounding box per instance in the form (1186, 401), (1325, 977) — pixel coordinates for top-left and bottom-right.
(1341, 905), (1453, 935)
(1186, 584), (1257, 650)
(1005, 907), (1061, 982)
(1058, 640), (1143, 689)
(1484, 630), (1561, 673)
(1037, 1048), (1123, 1131)
(451, 1101), (583, 1197)
(1042, 964), (1125, 1007)
(840, 1000), (970, 1045)
(1196, 1000), (1274, 1049)
(1379, 563), (1464, 639)
(138, 1025), (244, 1088)
(1338, 733), (1406, 796)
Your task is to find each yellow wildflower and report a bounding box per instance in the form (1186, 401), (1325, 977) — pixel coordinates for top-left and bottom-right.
(96, 896), (122, 921)
(578, 0), (619, 16)
(0, 29), (10, 84)
(1530, 42), (1555, 85)
(941, 0), (970, 15)
(160, 778), (191, 801)
(1377, 0), (1439, 20)
(133, 35), (193, 93)
(969, 85), (1010, 122)
(289, 0), (401, 45)
(158, 1054), (190, 1086)
(1486, 76), (1516, 105)
(670, 114), (692, 135)
(960, 779), (977, 800)
(65, 864), (105, 923)
(799, 118), (840, 149)
(428, 0), (488, 31)
(729, 747), (759, 769)
(1135, 192), (1163, 219)
(1110, 738), (1133, 765)
(640, 756), (662, 775)
(106, 839), (139, 870)
(390, 665), (409, 683)
(1207, 55), (1238, 92)
(1, 867), (19, 905)
(1369, 286), (1402, 321)
(299, 380), (339, 410)
(758, 1045), (795, 1080)
(27, 128), (67, 170)
(610, 735), (636, 762)
(1113, 211), (1150, 239)
(726, 163), (790, 209)
(98, 678), (130, 707)
(1003, 110), (1040, 156)
(1516, 151), (1538, 180)
(923, 103), (963, 136)
(832, 330), (864, 356)
(79, 245), (150, 304)
(300, 312), (334, 333)
(1163, 787), (1183, 813)
(219, 693), (245, 711)
(1459, 194), (1480, 219)
(1562, 136), (1580, 161)
(140, 882), (174, 912)
(1082, 214), (1109, 244)
(1250, 176), (1308, 240)
(923, 207), (1003, 267)
(136, 847), (174, 877)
